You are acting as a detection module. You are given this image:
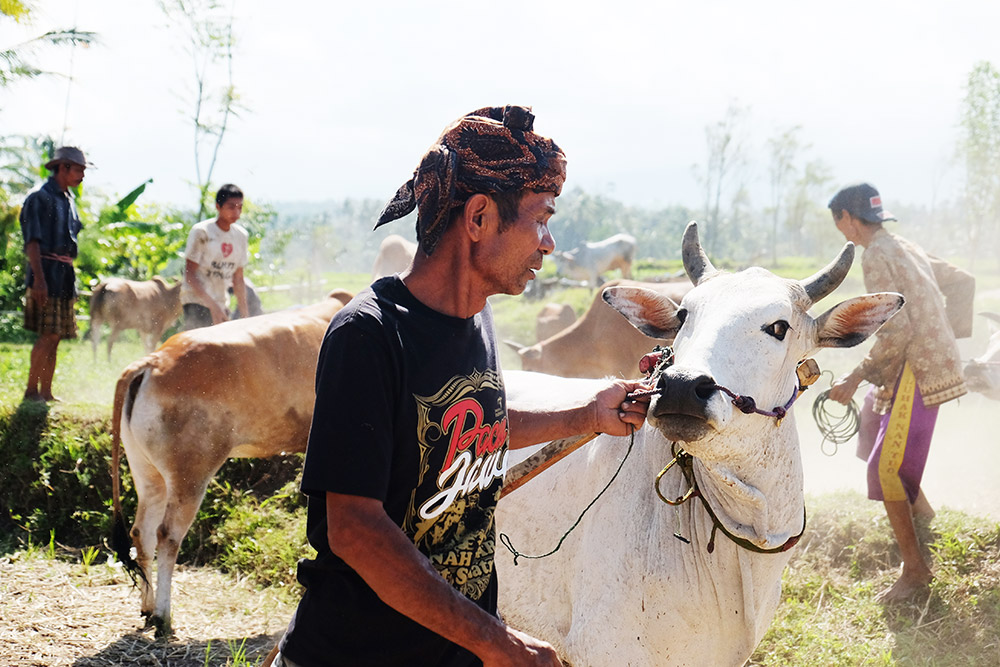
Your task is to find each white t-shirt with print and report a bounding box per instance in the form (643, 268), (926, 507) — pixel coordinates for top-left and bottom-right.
(181, 219), (249, 310)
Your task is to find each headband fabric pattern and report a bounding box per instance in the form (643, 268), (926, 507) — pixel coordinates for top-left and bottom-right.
(375, 105), (566, 254)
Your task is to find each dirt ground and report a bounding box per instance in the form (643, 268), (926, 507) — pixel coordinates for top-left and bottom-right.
(0, 553), (295, 666)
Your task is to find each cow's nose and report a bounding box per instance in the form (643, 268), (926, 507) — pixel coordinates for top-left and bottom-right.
(656, 368), (718, 417)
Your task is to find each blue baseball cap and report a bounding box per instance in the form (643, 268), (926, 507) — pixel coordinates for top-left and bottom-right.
(828, 183), (896, 224)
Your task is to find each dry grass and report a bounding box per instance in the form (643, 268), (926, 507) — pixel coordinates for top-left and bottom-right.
(0, 552), (296, 666)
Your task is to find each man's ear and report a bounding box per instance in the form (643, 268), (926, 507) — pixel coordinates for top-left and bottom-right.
(462, 194), (493, 241)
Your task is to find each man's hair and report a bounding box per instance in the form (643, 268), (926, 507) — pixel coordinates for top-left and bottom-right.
(831, 207), (882, 227)
(493, 189), (528, 231)
(437, 188), (529, 249)
(216, 183), (244, 206)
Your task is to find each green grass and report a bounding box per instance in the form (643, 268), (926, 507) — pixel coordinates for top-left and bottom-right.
(752, 492), (1000, 666)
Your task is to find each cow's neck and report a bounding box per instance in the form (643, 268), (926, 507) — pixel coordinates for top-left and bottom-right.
(684, 417), (804, 550)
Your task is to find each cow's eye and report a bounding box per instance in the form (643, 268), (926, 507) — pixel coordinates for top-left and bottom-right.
(676, 308), (687, 325)
(763, 320), (790, 340)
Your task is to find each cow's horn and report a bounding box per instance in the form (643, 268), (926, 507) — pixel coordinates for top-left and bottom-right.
(682, 221), (717, 285)
(800, 242), (855, 304)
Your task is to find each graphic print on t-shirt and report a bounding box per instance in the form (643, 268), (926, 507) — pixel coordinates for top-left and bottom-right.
(408, 368), (508, 600)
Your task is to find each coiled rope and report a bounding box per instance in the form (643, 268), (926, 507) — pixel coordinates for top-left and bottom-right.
(810, 371), (862, 456)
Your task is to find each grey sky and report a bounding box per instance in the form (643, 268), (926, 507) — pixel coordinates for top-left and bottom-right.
(4, 0), (999, 213)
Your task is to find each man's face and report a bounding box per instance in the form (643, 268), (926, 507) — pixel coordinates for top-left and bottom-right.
(833, 210), (859, 244)
(55, 162), (86, 190)
(216, 197), (244, 226)
(478, 190), (557, 296)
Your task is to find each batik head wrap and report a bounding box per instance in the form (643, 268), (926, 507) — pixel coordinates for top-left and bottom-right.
(374, 105), (567, 255)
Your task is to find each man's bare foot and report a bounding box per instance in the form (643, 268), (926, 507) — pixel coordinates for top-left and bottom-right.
(42, 394), (61, 403)
(875, 569), (932, 603)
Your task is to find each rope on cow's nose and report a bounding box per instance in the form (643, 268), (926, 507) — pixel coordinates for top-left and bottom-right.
(499, 426), (635, 566)
(811, 371), (861, 456)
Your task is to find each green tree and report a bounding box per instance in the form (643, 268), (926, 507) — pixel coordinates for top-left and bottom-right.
(692, 102), (751, 257)
(765, 126), (801, 266)
(158, 0), (245, 219)
(1, 1), (95, 91)
(957, 60), (1000, 267)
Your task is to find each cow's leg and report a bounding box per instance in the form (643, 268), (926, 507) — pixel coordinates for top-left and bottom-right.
(140, 331), (156, 355)
(107, 325), (123, 363)
(151, 475), (215, 637)
(90, 314), (102, 362)
(127, 454), (168, 621)
(619, 259), (632, 279)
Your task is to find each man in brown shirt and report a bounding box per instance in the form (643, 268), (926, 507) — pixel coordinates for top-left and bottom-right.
(828, 183), (971, 602)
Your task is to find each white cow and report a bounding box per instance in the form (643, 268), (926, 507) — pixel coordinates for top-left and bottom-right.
(497, 222), (903, 667)
(552, 232), (636, 287)
(964, 312), (1000, 400)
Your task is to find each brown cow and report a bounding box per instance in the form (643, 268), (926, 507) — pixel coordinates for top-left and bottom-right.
(371, 233), (417, 280)
(535, 302), (577, 342)
(505, 279), (692, 379)
(110, 290), (353, 637)
(90, 277), (182, 362)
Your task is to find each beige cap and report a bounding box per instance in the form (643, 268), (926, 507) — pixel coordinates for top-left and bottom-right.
(45, 146), (93, 170)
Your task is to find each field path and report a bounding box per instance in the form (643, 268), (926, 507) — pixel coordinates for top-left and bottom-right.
(0, 555), (294, 666)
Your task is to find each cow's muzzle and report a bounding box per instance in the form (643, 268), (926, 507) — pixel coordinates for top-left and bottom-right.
(648, 367), (720, 441)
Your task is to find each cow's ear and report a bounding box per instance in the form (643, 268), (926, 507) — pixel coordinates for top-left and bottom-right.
(602, 286), (682, 340)
(814, 292), (904, 348)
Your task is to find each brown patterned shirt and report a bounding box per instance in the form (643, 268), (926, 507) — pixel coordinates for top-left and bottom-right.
(857, 228), (969, 413)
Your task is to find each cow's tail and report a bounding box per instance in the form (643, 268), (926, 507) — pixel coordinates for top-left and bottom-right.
(111, 360), (150, 587)
(88, 282), (106, 347)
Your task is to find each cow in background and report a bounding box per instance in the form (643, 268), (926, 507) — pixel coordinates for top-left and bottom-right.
(552, 232), (636, 287)
(90, 277), (182, 362)
(228, 280), (264, 319)
(371, 233), (417, 280)
(534, 302), (576, 342)
(496, 222), (903, 666)
(964, 312), (1000, 400)
(506, 279), (691, 379)
(110, 290), (353, 637)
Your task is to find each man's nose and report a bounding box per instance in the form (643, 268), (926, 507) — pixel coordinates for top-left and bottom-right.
(539, 228), (555, 256)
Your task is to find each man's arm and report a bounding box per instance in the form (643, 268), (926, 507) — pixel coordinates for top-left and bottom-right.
(326, 493), (561, 667)
(231, 266), (249, 319)
(507, 378), (650, 449)
(24, 241), (47, 307)
(184, 259), (228, 324)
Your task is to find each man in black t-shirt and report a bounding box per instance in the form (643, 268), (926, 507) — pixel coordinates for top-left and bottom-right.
(274, 107), (651, 667)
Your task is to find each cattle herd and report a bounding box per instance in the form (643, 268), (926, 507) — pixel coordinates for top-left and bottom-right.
(85, 227), (999, 662)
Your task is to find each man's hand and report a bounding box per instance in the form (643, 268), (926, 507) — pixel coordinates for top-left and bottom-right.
(828, 370), (862, 405)
(480, 627), (562, 667)
(29, 278), (49, 309)
(592, 379), (652, 436)
(209, 303), (229, 325)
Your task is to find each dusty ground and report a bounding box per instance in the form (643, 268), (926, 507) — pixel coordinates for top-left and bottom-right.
(0, 553), (296, 666)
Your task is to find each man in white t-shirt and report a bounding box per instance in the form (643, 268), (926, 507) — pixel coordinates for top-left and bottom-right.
(181, 183), (251, 329)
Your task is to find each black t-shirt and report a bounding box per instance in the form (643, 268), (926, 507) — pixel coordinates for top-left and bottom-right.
(281, 276), (509, 667)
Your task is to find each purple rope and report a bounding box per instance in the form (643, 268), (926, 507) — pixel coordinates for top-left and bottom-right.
(712, 384), (798, 420)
